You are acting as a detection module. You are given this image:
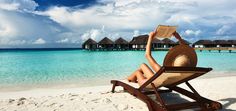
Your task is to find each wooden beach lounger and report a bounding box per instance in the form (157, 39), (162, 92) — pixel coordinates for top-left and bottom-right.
(111, 66), (222, 111)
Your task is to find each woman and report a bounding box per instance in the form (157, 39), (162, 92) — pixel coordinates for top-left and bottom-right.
(127, 31), (185, 86)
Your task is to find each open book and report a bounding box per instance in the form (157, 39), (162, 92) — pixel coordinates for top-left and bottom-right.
(155, 25), (177, 38)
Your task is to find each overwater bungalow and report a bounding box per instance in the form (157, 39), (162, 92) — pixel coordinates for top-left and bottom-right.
(83, 36), (236, 51)
(114, 37), (129, 50)
(152, 38), (163, 49)
(176, 39), (191, 45)
(98, 37), (114, 50)
(192, 40), (215, 48)
(228, 40), (236, 47)
(161, 38), (177, 48)
(129, 35), (148, 50)
(82, 38), (97, 50)
(213, 40), (231, 47)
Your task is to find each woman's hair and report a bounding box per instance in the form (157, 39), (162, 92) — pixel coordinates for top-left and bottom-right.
(172, 55), (191, 67)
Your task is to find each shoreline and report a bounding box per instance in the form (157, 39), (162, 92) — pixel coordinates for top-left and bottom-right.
(0, 71), (236, 92)
(0, 75), (236, 110)
(1, 74), (236, 97)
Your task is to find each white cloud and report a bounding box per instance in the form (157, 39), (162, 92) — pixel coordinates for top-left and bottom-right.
(133, 30), (140, 37)
(33, 38), (46, 44)
(39, 0), (168, 31)
(0, 21), (17, 37)
(0, 2), (19, 11)
(1, 0), (236, 47)
(184, 30), (201, 36)
(0, 8), (66, 47)
(0, 0), (38, 11)
(38, 0), (236, 43)
(166, 14), (198, 25)
(216, 25), (231, 35)
(81, 29), (103, 41)
(81, 26), (115, 42)
(56, 38), (69, 43)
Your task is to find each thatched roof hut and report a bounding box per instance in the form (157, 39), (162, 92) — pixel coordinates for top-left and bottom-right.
(114, 37), (129, 50)
(152, 38), (163, 44)
(176, 39), (191, 45)
(213, 40), (231, 47)
(83, 38), (97, 45)
(160, 38), (177, 48)
(98, 37), (114, 49)
(228, 40), (236, 45)
(228, 40), (236, 47)
(98, 37), (114, 45)
(82, 38), (97, 49)
(129, 35), (148, 45)
(162, 38), (176, 44)
(115, 37), (129, 44)
(151, 38), (163, 48)
(129, 35), (163, 44)
(193, 40), (213, 45)
(129, 35), (148, 49)
(192, 40), (215, 48)
(213, 40), (230, 44)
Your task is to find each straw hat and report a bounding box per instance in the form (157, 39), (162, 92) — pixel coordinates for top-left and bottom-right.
(163, 44), (197, 67)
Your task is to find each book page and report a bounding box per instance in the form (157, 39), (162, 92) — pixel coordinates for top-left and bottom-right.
(155, 25), (177, 38)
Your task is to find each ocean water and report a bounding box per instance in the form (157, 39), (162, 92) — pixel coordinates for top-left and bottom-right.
(0, 49), (235, 89)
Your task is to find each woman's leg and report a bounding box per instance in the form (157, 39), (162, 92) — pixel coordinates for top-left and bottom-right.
(135, 71), (147, 86)
(127, 63), (155, 82)
(127, 69), (147, 85)
(127, 68), (141, 82)
(140, 63), (154, 79)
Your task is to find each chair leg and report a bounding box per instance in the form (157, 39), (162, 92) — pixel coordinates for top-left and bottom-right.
(111, 81), (117, 93)
(185, 81), (200, 97)
(185, 82), (209, 110)
(185, 82), (222, 110)
(151, 83), (167, 110)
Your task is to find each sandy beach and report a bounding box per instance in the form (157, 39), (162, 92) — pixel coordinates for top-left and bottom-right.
(0, 76), (236, 111)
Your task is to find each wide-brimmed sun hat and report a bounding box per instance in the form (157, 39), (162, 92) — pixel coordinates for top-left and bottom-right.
(163, 44), (197, 67)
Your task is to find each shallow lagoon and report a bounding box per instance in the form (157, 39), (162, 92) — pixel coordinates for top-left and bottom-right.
(0, 49), (235, 89)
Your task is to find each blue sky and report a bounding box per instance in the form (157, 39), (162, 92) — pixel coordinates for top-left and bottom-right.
(0, 0), (236, 48)
(34, 0), (97, 10)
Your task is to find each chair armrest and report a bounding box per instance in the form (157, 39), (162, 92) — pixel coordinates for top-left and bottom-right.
(163, 66), (212, 73)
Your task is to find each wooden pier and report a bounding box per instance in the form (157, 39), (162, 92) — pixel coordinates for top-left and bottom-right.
(195, 47), (236, 53)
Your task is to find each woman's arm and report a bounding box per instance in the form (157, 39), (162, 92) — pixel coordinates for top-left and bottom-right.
(173, 31), (185, 45)
(145, 32), (161, 72)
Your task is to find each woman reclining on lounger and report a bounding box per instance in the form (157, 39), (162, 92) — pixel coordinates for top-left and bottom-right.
(127, 31), (194, 86)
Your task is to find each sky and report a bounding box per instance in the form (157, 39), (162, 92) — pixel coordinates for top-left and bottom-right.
(0, 0), (236, 48)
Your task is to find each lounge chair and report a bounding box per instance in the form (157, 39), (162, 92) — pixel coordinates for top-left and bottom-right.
(110, 45), (222, 111)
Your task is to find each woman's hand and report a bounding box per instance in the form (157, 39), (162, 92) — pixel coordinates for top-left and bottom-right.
(148, 31), (157, 40)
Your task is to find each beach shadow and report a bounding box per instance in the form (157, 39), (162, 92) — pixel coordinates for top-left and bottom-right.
(161, 92), (191, 104)
(218, 98), (236, 111)
(148, 92), (200, 111)
(148, 92), (191, 104)
(149, 93), (236, 111)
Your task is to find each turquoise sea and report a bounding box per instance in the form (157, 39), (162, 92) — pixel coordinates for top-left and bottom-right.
(0, 49), (235, 90)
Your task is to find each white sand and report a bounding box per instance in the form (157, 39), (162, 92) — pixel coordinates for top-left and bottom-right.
(0, 76), (236, 111)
